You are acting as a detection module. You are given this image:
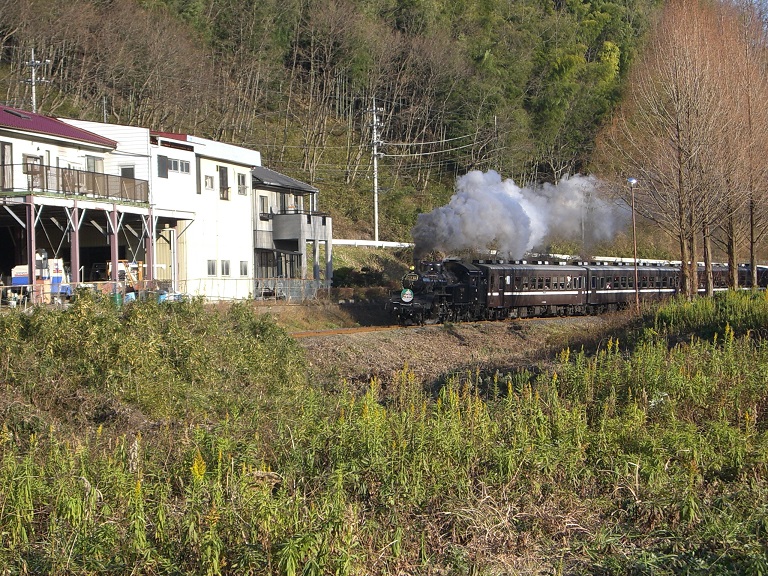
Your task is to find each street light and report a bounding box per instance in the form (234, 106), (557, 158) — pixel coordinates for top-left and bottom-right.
(627, 178), (639, 313)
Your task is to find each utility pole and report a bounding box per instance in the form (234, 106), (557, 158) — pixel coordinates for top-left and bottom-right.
(628, 178), (640, 313)
(371, 97), (382, 244)
(24, 48), (50, 113)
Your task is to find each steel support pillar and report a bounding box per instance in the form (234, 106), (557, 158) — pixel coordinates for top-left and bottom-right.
(110, 205), (119, 282)
(313, 239), (320, 280)
(69, 202), (80, 283)
(144, 207), (155, 283)
(25, 196), (36, 304)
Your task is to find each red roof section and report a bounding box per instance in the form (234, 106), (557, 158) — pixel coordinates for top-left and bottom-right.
(0, 106), (117, 149)
(151, 130), (189, 141)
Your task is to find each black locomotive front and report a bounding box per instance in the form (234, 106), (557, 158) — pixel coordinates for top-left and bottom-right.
(386, 260), (483, 324)
(386, 262), (440, 324)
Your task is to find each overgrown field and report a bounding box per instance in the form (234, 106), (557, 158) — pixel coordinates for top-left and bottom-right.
(1, 292), (768, 574)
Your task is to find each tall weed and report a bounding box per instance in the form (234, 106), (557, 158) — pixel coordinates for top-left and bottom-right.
(2, 292), (768, 573)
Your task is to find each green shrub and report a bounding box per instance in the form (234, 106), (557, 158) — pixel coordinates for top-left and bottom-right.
(2, 293), (768, 574)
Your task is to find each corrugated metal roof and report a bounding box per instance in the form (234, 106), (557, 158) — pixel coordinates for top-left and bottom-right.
(252, 165), (317, 194)
(0, 106), (117, 149)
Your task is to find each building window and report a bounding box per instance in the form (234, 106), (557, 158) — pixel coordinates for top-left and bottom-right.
(22, 154), (42, 174)
(240, 261), (248, 276)
(221, 260), (230, 276)
(85, 155), (104, 173)
(0, 141), (11, 190)
(259, 195), (269, 220)
(120, 166), (135, 179)
(219, 166), (229, 200)
(162, 158), (190, 174)
(158, 155), (168, 179)
(204, 175), (214, 190)
(22, 154), (43, 189)
(207, 260), (216, 276)
(238, 172), (247, 195)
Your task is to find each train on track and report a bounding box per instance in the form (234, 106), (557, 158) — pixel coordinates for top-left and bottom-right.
(386, 257), (768, 325)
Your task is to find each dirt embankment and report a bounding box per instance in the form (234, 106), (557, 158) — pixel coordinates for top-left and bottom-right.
(294, 312), (618, 389)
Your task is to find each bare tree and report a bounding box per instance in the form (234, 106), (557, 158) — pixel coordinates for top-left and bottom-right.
(602, 0), (736, 298)
(708, 1), (765, 287)
(731, 0), (768, 288)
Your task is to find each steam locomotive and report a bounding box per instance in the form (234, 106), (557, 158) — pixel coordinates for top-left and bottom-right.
(386, 258), (768, 325)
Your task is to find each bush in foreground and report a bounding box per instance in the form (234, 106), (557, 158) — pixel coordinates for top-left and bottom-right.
(0, 291), (767, 574)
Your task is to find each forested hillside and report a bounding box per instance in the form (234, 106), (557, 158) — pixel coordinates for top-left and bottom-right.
(0, 0), (658, 239)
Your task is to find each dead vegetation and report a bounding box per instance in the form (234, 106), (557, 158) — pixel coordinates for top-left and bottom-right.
(292, 310), (617, 390)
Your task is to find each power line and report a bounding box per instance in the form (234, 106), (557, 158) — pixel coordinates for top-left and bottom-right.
(382, 132), (476, 147)
(382, 142), (477, 157)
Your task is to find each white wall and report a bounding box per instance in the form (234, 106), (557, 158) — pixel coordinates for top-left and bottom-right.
(60, 120), (151, 181)
(151, 134), (260, 300)
(55, 120), (264, 301)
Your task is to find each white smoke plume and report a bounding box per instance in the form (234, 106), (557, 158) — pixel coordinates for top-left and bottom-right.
(411, 170), (623, 259)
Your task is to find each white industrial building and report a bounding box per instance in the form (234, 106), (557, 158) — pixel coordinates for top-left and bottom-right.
(0, 105), (332, 303)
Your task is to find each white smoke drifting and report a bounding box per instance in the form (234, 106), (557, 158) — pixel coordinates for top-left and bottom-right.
(411, 170), (623, 259)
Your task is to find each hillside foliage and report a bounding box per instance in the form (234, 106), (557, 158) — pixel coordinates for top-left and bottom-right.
(0, 0), (659, 239)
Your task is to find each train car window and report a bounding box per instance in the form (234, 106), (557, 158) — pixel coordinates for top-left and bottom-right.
(522, 276), (529, 290)
(620, 276), (627, 289)
(544, 277), (551, 289)
(538, 277), (544, 290)
(566, 276), (572, 289)
(662, 276), (668, 288)
(591, 276), (596, 289)
(490, 276), (495, 290)
(515, 276), (522, 290)
(559, 277), (565, 289)
(628, 277), (633, 288)
(600, 277), (606, 289)
(506, 275), (511, 286)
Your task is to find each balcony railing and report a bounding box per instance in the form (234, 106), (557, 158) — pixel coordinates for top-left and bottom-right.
(259, 208), (330, 221)
(1, 163), (149, 203)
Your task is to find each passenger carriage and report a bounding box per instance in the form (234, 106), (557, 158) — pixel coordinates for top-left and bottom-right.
(584, 263), (679, 312)
(474, 262), (588, 318)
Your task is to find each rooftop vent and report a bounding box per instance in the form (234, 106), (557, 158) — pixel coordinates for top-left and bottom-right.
(4, 109), (31, 120)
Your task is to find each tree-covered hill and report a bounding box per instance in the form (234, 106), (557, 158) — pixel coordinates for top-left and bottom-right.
(0, 0), (660, 240)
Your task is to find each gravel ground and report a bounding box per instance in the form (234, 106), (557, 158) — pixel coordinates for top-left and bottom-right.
(297, 314), (614, 389)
